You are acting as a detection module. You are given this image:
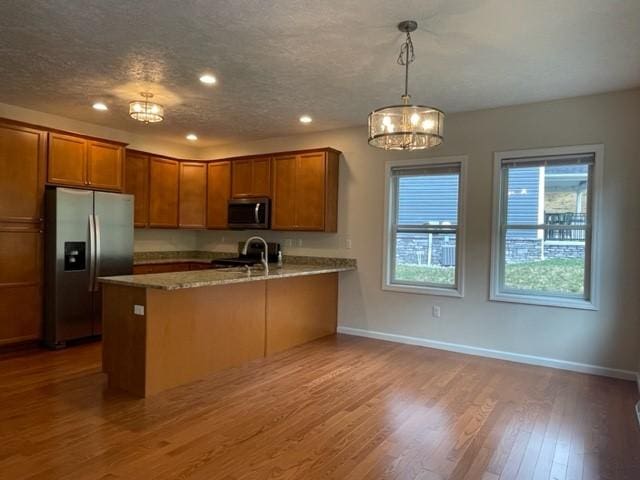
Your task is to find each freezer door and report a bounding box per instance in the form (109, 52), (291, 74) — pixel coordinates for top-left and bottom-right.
(44, 188), (95, 346)
(93, 192), (134, 334)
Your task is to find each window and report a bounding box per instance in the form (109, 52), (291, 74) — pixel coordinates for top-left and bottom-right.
(383, 156), (466, 296)
(490, 145), (603, 309)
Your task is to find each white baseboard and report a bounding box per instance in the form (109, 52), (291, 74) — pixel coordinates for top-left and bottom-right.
(337, 326), (636, 381)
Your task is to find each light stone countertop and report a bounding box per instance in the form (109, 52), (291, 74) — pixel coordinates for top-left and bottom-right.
(98, 264), (355, 291)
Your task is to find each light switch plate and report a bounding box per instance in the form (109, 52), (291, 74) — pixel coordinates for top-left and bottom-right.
(133, 305), (145, 316)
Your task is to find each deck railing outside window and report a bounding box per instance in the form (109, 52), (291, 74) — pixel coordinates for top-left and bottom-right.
(544, 212), (587, 241)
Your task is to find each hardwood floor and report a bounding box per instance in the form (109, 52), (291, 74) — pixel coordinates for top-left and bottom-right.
(0, 334), (638, 479)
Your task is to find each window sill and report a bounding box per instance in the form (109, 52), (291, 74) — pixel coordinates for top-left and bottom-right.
(490, 292), (598, 310)
(383, 283), (463, 298)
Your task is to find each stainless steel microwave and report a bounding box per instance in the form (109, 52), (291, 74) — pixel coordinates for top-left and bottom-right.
(227, 198), (270, 229)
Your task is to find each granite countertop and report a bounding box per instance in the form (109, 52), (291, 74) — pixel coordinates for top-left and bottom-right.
(98, 264), (355, 291)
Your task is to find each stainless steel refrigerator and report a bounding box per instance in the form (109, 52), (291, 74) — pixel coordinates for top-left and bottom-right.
(44, 187), (133, 348)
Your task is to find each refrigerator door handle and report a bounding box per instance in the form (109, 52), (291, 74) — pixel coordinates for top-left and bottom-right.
(94, 214), (102, 292)
(88, 214), (96, 292)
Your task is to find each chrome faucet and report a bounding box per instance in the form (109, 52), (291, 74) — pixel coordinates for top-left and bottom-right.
(242, 236), (269, 275)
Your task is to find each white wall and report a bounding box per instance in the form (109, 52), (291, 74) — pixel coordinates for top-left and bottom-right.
(197, 89), (640, 373)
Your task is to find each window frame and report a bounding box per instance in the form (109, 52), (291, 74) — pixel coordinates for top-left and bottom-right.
(382, 155), (467, 297)
(490, 145), (604, 310)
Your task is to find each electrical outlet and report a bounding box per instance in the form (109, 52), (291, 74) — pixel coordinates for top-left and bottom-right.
(346, 238), (352, 249)
(285, 238), (293, 247)
(133, 305), (145, 316)
(432, 305), (441, 318)
(297, 238), (303, 247)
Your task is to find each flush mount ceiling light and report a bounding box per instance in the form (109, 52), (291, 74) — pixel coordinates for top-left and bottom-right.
(299, 115), (312, 124)
(368, 20), (444, 150)
(92, 102), (108, 111)
(186, 133), (198, 141)
(199, 74), (217, 85)
(129, 92), (164, 123)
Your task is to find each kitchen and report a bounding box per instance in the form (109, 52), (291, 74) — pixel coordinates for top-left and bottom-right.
(1, 1), (640, 479)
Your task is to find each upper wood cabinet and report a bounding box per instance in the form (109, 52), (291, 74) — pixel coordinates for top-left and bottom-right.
(207, 161), (231, 229)
(48, 133), (86, 187)
(179, 162), (207, 229)
(48, 132), (124, 191)
(271, 149), (339, 232)
(124, 151), (149, 227)
(231, 156), (271, 198)
(0, 122), (47, 223)
(87, 140), (123, 190)
(148, 156), (179, 228)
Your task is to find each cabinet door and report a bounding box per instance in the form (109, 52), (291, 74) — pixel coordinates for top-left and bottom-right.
(251, 157), (271, 197)
(179, 162), (207, 228)
(0, 123), (46, 223)
(231, 159), (252, 197)
(207, 161), (231, 229)
(48, 133), (87, 187)
(124, 152), (149, 227)
(87, 141), (123, 191)
(271, 155), (298, 230)
(0, 224), (42, 344)
(295, 152), (326, 230)
(149, 157), (179, 227)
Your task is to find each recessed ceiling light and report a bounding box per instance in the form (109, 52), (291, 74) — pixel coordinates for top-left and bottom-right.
(299, 115), (312, 124)
(199, 74), (217, 85)
(92, 102), (108, 111)
(186, 133), (198, 141)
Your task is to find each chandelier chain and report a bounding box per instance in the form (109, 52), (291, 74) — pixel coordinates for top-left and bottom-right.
(397, 32), (415, 100)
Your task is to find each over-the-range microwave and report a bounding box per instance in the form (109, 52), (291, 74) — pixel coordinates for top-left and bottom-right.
(227, 197), (270, 229)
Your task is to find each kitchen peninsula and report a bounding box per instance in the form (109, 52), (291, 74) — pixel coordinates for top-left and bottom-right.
(98, 260), (355, 397)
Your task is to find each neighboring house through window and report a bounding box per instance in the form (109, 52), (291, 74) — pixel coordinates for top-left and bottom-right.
(383, 156), (466, 296)
(491, 145), (603, 309)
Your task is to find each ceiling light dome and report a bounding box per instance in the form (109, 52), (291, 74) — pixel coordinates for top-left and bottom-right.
(129, 92), (164, 123)
(368, 20), (444, 151)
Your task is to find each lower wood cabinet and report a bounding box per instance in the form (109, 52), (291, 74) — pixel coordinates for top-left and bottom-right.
(179, 162), (207, 228)
(0, 224), (42, 345)
(148, 157), (179, 227)
(133, 262), (211, 274)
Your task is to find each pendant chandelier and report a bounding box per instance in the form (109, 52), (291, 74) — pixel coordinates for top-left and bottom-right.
(129, 92), (164, 123)
(368, 20), (444, 150)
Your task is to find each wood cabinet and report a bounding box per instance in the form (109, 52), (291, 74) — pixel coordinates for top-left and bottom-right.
(48, 132), (124, 191)
(133, 262), (212, 275)
(179, 162), (207, 229)
(124, 151), (149, 227)
(0, 122), (47, 223)
(87, 140), (123, 190)
(207, 161), (231, 229)
(0, 121), (46, 345)
(271, 149), (339, 232)
(122, 147), (339, 232)
(0, 224), (43, 346)
(231, 156), (271, 198)
(148, 157), (179, 228)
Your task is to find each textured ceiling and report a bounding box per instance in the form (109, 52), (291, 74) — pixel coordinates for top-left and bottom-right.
(1, 0), (639, 147)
